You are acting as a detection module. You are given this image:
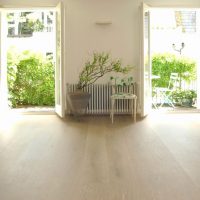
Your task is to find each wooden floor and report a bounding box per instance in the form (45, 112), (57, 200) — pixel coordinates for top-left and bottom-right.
(0, 112), (200, 200)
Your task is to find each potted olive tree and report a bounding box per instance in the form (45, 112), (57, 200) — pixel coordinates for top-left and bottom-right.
(67, 52), (132, 116)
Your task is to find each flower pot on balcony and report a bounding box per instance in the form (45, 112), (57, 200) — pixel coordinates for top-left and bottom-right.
(181, 98), (193, 107)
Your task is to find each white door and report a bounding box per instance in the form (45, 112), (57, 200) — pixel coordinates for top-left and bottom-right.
(0, 10), (9, 112)
(55, 2), (65, 117)
(197, 60), (200, 109)
(140, 3), (152, 117)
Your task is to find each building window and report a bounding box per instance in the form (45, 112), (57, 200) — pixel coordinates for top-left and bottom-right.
(175, 11), (196, 33)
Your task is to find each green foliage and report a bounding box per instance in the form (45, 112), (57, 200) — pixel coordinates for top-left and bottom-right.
(78, 52), (133, 89)
(152, 53), (196, 88)
(110, 76), (134, 87)
(7, 48), (55, 107)
(170, 89), (197, 107)
(24, 19), (44, 33)
(7, 12), (44, 36)
(171, 89), (197, 100)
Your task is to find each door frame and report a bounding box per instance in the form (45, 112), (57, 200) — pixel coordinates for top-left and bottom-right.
(140, 3), (200, 116)
(54, 2), (65, 117)
(140, 3), (152, 117)
(0, 4), (66, 116)
(0, 10), (9, 111)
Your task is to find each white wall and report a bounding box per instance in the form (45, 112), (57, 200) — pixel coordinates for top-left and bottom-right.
(65, 0), (140, 84)
(1, 0), (200, 100)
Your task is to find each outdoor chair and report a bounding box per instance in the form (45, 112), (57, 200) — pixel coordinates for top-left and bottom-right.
(154, 73), (179, 108)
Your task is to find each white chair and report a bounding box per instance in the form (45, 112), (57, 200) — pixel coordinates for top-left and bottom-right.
(154, 73), (179, 108)
(110, 84), (137, 123)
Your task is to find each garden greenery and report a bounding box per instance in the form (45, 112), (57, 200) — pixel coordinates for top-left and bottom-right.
(152, 53), (196, 89)
(7, 48), (55, 108)
(152, 53), (197, 106)
(170, 89), (197, 102)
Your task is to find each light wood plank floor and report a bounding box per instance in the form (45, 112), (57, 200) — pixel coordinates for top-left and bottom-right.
(0, 112), (200, 200)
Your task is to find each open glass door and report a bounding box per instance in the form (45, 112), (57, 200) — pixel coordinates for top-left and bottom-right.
(141, 3), (152, 117)
(55, 2), (65, 117)
(197, 59), (200, 109)
(0, 10), (9, 112)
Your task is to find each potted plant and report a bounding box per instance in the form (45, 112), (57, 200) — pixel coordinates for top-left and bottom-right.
(181, 90), (197, 107)
(170, 90), (182, 106)
(170, 89), (197, 107)
(67, 52), (133, 116)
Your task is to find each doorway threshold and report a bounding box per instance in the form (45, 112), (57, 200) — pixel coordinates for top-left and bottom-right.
(152, 106), (200, 114)
(11, 106), (55, 115)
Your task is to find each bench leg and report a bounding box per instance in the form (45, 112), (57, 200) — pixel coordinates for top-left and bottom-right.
(111, 99), (115, 124)
(134, 98), (137, 123)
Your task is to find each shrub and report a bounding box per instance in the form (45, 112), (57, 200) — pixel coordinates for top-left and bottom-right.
(7, 48), (55, 107)
(152, 53), (196, 88)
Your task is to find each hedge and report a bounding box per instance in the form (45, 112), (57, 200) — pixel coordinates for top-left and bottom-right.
(7, 48), (55, 108)
(152, 53), (196, 89)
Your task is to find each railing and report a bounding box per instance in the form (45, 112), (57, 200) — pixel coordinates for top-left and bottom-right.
(181, 80), (197, 91)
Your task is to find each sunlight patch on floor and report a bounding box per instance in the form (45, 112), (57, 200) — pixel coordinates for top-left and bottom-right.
(0, 109), (23, 141)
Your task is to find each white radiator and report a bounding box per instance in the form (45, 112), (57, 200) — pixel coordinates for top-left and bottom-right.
(67, 83), (136, 115)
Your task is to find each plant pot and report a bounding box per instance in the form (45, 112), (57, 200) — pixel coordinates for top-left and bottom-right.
(181, 98), (193, 107)
(66, 90), (91, 116)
